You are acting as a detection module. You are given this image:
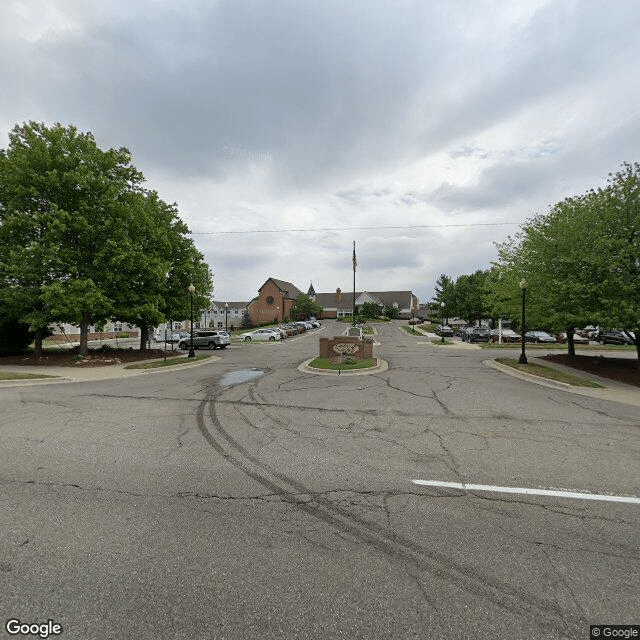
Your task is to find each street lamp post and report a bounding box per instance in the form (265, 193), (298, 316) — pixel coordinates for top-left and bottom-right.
(440, 302), (445, 342)
(188, 283), (195, 358)
(519, 279), (528, 365)
(225, 302), (228, 333)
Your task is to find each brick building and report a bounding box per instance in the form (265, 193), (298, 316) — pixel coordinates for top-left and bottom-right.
(247, 278), (303, 325)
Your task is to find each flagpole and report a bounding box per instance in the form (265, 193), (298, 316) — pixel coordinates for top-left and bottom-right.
(352, 240), (356, 326)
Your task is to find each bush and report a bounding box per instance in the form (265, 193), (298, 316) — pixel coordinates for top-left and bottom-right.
(0, 318), (33, 355)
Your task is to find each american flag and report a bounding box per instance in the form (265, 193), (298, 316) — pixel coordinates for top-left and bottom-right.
(352, 241), (357, 271)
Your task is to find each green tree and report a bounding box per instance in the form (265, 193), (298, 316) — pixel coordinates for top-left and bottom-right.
(360, 301), (382, 319)
(0, 122), (145, 355)
(241, 309), (253, 329)
(450, 270), (489, 325)
(383, 305), (400, 319)
(0, 122), (214, 354)
(431, 273), (459, 324)
(290, 294), (323, 319)
(490, 163), (640, 362)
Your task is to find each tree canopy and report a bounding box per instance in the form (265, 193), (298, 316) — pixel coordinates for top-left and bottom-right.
(289, 294), (323, 319)
(489, 162), (640, 361)
(0, 121), (213, 354)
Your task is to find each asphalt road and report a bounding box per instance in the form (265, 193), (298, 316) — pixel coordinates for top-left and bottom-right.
(1, 320), (638, 639)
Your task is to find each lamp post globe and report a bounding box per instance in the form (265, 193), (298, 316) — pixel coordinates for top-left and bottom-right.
(188, 283), (196, 358)
(519, 279), (528, 364)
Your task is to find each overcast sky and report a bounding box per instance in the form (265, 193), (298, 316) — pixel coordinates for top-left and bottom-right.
(2, 0), (639, 304)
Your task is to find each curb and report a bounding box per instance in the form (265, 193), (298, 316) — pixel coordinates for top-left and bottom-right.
(298, 358), (388, 376)
(135, 354), (222, 374)
(0, 376), (72, 387)
(485, 358), (579, 391)
(0, 354), (222, 386)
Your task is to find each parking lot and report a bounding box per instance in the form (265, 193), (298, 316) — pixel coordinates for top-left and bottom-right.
(1, 319), (638, 639)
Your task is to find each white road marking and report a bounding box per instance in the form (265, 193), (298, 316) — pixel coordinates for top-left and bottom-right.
(411, 479), (640, 504)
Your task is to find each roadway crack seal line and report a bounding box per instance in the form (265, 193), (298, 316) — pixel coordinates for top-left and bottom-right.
(194, 387), (584, 637)
(411, 480), (640, 505)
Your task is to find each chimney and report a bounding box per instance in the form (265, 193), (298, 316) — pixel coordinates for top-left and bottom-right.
(336, 287), (342, 302)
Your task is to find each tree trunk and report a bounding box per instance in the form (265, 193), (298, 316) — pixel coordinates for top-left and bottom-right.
(139, 324), (150, 351)
(79, 311), (91, 356)
(33, 329), (44, 357)
(566, 326), (576, 357)
(623, 330), (639, 370)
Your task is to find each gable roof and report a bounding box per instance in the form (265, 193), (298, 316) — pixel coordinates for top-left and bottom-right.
(313, 290), (415, 310)
(259, 277), (303, 300)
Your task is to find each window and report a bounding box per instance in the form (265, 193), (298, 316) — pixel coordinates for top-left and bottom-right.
(266, 296), (274, 305)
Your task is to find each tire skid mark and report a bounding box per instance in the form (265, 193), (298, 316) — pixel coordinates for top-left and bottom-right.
(196, 385), (584, 639)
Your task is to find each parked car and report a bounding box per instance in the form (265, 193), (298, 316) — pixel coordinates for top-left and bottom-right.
(491, 328), (520, 343)
(457, 325), (472, 338)
(525, 331), (556, 343)
(279, 325), (297, 336)
(240, 328), (281, 341)
(178, 330), (230, 350)
(464, 326), (491, 343)
(595, 330), (633, 345)
(555, 332), (589, 344)
(435, 324), (453, 337)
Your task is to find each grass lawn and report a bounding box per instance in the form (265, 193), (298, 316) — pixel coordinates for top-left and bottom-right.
(483, 342), (635, 351)
(124, 354), (212, 369)
(495, 358), (604, 388)
(430, 339), (455, 345)
(0, 371), (60, 380)
(402, 325), (423, 335)
(307, 357), (377, 371)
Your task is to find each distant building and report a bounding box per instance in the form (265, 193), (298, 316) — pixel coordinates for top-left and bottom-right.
(312, 288), (418, 319)
(247, 278), (304, 325)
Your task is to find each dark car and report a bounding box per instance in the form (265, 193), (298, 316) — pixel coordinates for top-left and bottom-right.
(525, 331), (556, 344)
(435, 324), (453, 337)
(465, 326), (491, 343)
(596, 330), (633, 345)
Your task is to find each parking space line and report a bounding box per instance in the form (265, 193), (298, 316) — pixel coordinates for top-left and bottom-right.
(411, 479), (640, 504)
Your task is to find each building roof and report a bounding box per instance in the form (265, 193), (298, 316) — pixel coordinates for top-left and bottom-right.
(212, 301), (248, 310)
(313, 290), (414, 310)
(307, 282), (316, 297)
(260, 277), (304, 300)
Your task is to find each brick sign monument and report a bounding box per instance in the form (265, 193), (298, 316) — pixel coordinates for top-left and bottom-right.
(318, 335), (374, 362)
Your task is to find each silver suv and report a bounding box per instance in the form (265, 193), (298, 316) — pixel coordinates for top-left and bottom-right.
(178, 330), (230, 350)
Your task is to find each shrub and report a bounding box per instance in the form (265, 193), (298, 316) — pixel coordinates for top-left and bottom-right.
(0, 318), (33, 355)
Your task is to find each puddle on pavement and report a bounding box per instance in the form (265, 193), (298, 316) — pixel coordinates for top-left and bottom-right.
(219, 369), (265, 387)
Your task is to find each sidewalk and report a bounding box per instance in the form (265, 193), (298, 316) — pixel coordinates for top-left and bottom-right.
(0, 354), (218, 387)
(485, 356), (640, 407)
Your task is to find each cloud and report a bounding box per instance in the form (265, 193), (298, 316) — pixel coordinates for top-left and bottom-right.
(1, 0), (639, 305)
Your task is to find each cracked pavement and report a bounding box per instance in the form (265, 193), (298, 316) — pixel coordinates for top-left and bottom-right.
(0, 320), (637, 639)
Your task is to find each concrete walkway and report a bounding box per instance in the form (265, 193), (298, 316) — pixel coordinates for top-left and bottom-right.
(485, 356), (640, 407)
(0, 354), (219, 387)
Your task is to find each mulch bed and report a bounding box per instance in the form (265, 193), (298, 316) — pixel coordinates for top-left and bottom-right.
(542, 354), (640, 388)
(0, 347), (181, 367)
